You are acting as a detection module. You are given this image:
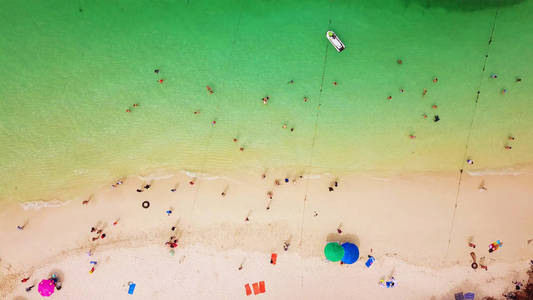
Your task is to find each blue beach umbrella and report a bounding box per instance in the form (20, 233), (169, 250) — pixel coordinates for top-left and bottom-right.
(341, 242), (359, 264)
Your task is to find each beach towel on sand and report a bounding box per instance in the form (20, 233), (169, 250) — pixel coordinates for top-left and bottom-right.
(464, 292), (475, 299)
(244, 284), (252, 296)
(128, 283), (136, 295)
(252, 282), (260, 295)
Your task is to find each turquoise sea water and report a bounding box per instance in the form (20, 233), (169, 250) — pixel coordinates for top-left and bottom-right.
(0, 0), (532, 201)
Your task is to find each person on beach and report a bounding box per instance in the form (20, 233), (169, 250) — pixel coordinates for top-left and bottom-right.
(166, 209), (173, 216)
(491, 74), (498, 79)
(274, 179), (280, 186)
(170, 188), (176, 192)
(379, 277), (397, 288)
(504, 145), (512, 150)
(21, 276), (30, 283)
(423, 89), (428, 96)
(409, 134), (416, 139)
(17, 225), (25, 230)
(329, 187), (334, 192)
(283, 241), (290, 251)
(304, 97), (308, 102)
(25, 284), (35, 292)
(466, 159), (474, 165)
(267, 191), (273, 199)
(508, 135), (515, 140)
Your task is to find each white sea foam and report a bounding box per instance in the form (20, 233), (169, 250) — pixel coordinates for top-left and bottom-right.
(302, 174), (322, 179)
(466, 168), (533, 176)
(20, 200), (71, 211)
(137, 173), (175, 181)
(180, 170), (241, 183)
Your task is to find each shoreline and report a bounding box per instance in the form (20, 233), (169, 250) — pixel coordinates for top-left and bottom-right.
(4, 161), (533, 206)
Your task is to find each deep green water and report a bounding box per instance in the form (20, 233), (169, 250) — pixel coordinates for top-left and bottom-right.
(0, 0), (532, 201)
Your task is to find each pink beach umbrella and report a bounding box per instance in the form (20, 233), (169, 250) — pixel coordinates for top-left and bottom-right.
(38, 279), (55, 297)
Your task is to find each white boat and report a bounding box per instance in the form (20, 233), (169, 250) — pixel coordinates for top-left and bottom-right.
(326, 31), (345, 52)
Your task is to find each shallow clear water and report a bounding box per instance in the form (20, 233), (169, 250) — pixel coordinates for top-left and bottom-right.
(0, 0), (532, 201)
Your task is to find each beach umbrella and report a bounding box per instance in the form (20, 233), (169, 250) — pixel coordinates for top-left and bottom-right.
(341, 242), (359, 264)
(38, 279), (55, 297)
(324, 242), (345, 262)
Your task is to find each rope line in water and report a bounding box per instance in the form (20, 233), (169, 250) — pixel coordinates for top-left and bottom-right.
(446, 6), (500, 256)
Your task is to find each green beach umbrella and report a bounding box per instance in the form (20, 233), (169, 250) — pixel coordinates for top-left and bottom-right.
(324, 242), (345, 262)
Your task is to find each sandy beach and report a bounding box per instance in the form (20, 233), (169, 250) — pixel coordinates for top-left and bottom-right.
(1, 169), (532, 299)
